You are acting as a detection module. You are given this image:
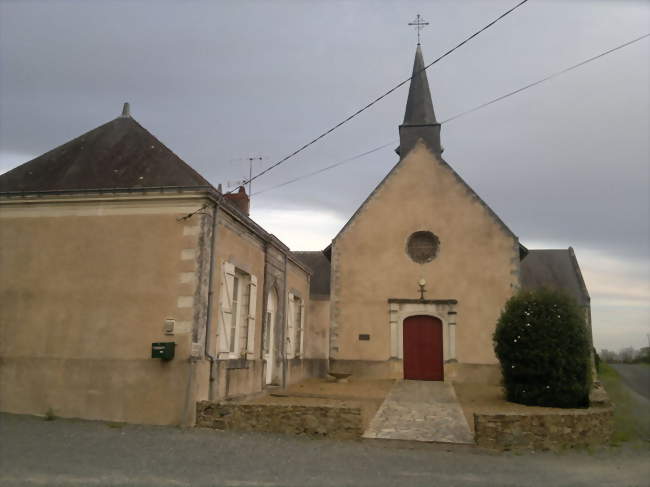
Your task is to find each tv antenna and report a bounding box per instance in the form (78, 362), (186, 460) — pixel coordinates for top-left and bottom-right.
(231, 156), (264, 195)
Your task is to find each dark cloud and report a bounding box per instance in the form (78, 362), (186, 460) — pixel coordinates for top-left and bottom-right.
(1, 0), (648, 260)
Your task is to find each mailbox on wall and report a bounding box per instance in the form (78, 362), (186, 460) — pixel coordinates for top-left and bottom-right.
(151, 342), (175, 361)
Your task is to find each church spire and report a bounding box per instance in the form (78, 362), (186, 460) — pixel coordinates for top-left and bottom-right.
(398, 45), (442, 157)
(403, 45), (437, 125)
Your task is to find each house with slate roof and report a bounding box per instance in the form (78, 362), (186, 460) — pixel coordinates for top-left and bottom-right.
(0, 45), (592, 426)
(0, 104), (328, 425)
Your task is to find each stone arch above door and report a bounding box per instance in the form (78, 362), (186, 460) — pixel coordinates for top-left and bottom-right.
(388, 299), (458, 362)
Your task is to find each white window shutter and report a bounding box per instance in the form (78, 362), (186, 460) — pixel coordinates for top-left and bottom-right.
(298, 301), (305, 358)
(218, 262), (235, 356)
(286, 292), (295, 358)
(246, 275), (257, 359)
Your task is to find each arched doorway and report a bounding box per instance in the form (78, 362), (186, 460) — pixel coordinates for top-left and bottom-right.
(403, 315), (444, 381)
(263, 288), (278, 385)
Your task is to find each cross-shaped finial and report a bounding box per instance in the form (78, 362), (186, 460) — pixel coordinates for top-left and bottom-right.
(408, 14), (429, 45)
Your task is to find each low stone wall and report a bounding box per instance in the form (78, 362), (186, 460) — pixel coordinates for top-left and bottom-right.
(196, 401), (363, 440)
(475, 407), (613, 451)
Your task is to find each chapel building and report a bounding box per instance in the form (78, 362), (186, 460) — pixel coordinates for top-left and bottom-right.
(295, 44), (592, 384)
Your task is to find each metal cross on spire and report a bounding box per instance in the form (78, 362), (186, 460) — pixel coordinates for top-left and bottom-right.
(408, 14), (429, 45)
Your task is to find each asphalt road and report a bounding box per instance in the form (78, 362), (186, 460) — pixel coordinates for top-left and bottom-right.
(610, 364), (650, 399)
(1, 413), (648, 487)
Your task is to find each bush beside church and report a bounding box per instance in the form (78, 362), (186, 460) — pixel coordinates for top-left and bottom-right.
(494, 288), (592, 408)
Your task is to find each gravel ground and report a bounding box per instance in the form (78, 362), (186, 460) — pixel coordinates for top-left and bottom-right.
(611, 364), (650, 399)
(1, 412), (648, 487)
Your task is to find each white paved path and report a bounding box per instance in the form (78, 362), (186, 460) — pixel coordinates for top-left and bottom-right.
(363, 380), (474, 444)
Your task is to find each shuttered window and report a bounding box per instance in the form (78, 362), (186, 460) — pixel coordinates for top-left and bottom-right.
(229, 275), (239, 353)
(286, 293), (305, 359)
(246, 276), (257, 359)
(217, 262), (258, 359)
(294, 299), (303, 357)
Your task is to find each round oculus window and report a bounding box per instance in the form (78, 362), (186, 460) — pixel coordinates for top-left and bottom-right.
(406, 231), (440, 263)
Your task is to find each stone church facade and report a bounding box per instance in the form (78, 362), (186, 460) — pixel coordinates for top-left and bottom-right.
(0, 46), (591, 426)
(298, 46), (591, 385)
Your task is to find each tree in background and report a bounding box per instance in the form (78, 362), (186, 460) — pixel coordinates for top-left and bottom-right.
(599, 349), (619, 363)
(638, 346), (650, 363)
(600, 347), (650, 364)
(494, 288), (591, 408)
(619, 347), (637, 363)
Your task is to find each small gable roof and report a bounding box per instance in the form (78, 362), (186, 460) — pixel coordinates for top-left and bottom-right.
(0, 114), (213, 193)
(520, 248), (590, 306)
(293, 251), (331, 298)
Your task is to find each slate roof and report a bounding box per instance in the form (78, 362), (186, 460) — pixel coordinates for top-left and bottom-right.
(520, 248), (590, 306)
(403, 44), (438, 126)
(293, 251), (331, 298)
(0, 113), (213, 193)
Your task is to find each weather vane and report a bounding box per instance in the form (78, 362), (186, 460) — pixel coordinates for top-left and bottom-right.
(408, 14), (429, 45)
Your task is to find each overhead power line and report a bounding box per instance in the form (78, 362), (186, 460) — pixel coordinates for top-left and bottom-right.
(252, 141), (397, 196)
(443, 32), (650, 124)
(253, 33), (650, 196)
(226, 0), (530, 194)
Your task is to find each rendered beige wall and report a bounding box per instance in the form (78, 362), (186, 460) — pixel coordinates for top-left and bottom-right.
(196, 209), (267, 402)
(305, 298), (330, 360)
(285, 260), (328, 385)
(200, 209), (316, 400)
(331, 140), (519, 369)
(208, 209), (266, 360)
(0, 196), (209, 424)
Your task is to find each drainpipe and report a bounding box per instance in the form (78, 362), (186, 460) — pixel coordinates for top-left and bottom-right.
(204, 201), (219, 400)
(182, 357), (198, 427)
(261, 241), (270, 361)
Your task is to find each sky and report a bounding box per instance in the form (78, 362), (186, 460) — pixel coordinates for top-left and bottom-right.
(1, 0), (648, 352)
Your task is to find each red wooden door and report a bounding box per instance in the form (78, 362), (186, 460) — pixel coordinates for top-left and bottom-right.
(403, 315), (444, 381)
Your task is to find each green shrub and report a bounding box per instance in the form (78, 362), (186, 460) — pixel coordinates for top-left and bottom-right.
(493, 288), (591, 408)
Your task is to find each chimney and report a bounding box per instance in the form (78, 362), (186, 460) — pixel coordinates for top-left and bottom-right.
(224, 186), (250, 216)
(121, 102), (131, 117)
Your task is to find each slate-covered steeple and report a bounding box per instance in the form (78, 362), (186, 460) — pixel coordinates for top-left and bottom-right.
(398, 45), (442, 157)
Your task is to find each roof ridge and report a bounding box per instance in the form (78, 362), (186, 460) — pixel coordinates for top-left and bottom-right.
(125, 116), (214, 189)
(568, 247), (591, 302)
(331, 143), (518, 244)
(0, 115), (215, 193)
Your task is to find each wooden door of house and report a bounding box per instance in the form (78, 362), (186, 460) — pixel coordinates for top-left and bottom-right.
(403, 315), (444, 381)
(263, 289), (278, 385)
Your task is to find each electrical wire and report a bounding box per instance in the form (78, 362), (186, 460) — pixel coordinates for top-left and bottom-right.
(252, 33), (649, 196)
(442, 32), (650, 124)
(252, 141), (397, 196)
(227, 0), (530, 194)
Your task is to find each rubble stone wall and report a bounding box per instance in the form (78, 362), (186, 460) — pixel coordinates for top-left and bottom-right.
(196, 401), (362, 440)
(475, 407), (613, 451)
